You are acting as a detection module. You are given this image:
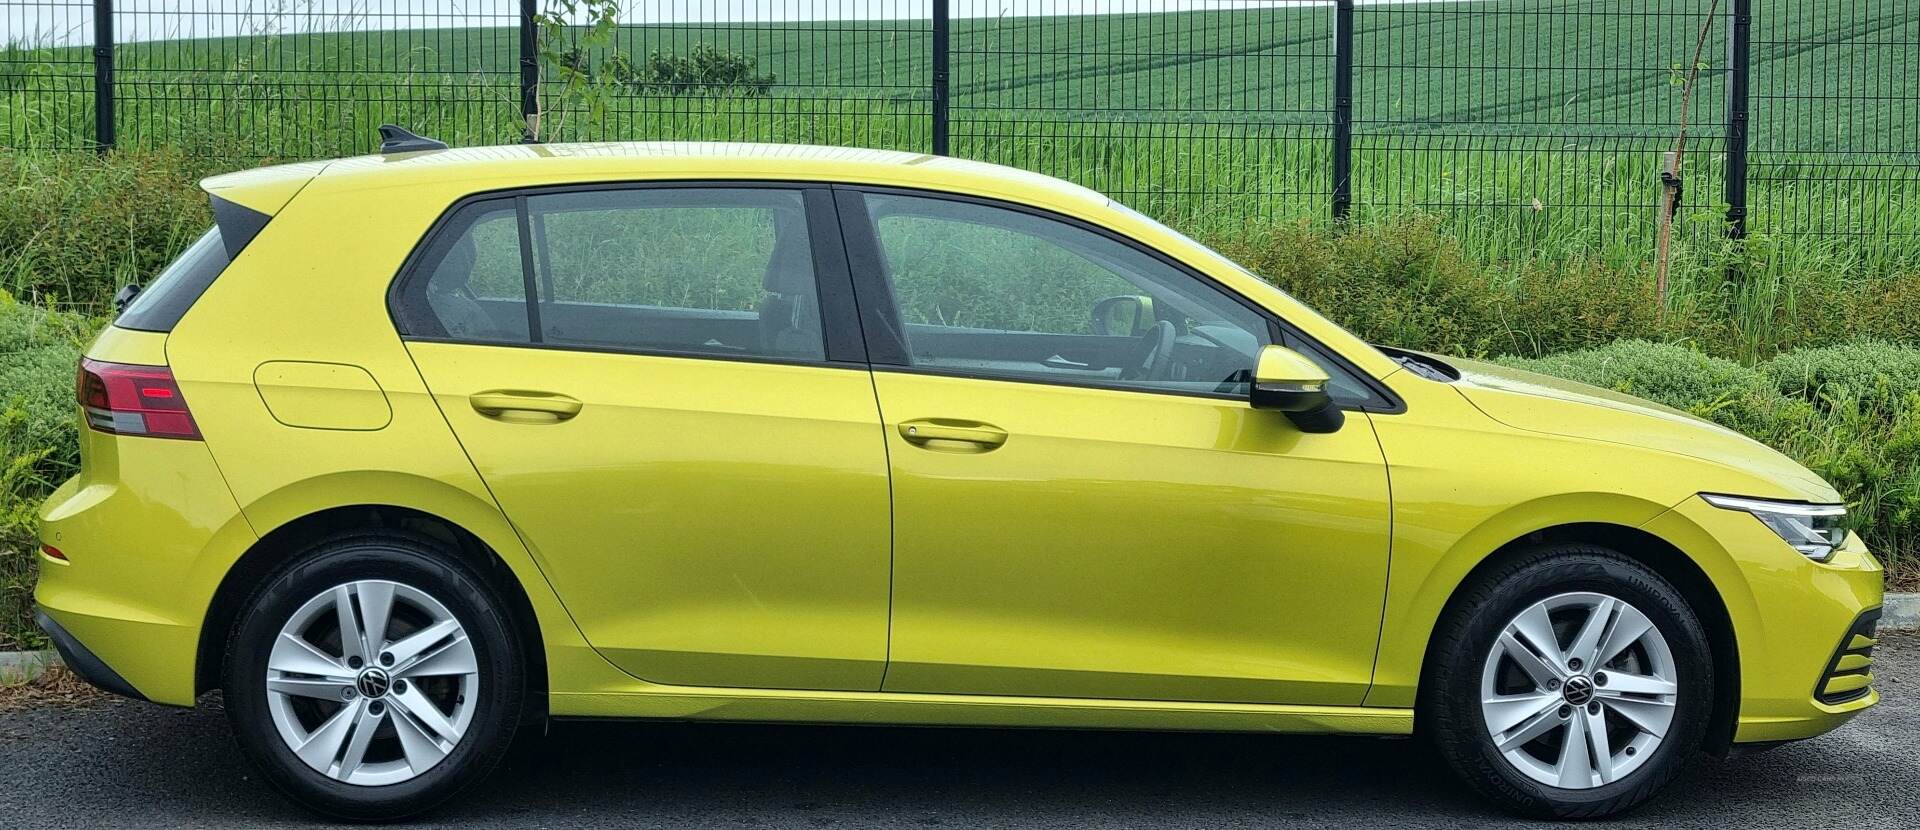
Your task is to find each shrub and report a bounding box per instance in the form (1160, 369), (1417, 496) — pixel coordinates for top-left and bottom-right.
(0, 297), (98, 649)
(1205, 217), (1727, 360)
(0, 150), (212, 312)
(1762, 341), (1920, 414)
(620, 44), (775, 97)
(1498, 340), (1768, 413)
(553, 43), (776, 97)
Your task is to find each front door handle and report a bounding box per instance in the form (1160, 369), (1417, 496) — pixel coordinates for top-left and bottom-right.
(469, 390), (583, 423)
(898, 419), (1008, 450)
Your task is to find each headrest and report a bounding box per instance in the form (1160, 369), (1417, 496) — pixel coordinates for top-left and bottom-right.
(431, 234), (478, 292)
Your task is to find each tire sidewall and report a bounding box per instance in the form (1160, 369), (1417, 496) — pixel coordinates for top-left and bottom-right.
(222, 534), (523, 821)
(1431, 549), (1714, 818)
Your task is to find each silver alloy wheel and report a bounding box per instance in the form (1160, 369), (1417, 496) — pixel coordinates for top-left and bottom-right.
(1480, 591), (1679, 789)
(265, 580), (480, 786)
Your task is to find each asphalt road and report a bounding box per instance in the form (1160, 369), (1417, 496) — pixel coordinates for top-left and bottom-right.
(4, 636), (1915, 829)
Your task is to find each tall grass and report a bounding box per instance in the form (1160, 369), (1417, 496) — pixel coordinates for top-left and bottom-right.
(0, 151), (216, 311)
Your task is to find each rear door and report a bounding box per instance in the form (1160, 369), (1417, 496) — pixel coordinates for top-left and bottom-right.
(396, 184), (893, 691)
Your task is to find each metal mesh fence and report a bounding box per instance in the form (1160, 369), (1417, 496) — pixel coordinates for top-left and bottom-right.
(2, 0), (94, 149)
(0, 0), (1914, 251)
(1749, 3), (1918, 247)
(947, 1), (1332, 225)
(1351, 0), (1732, 256)
(108, 0), (523, 158)
(542, 0), (931, 152)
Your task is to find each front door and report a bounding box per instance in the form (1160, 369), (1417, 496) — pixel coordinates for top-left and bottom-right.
(397, 185), (892, 691)
(838, 189), (1394, 705)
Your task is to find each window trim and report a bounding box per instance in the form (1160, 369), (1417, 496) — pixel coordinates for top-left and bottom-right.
(386, 180), (869, 368)
(832, 184), (1404, 413)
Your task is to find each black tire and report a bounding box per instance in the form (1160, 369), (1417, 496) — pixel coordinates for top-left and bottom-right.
(222, 531), (525, 821)
(1422, 544), (1714, 820)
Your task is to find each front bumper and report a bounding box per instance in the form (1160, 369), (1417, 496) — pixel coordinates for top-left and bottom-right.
(1646, 497), (1884, 744)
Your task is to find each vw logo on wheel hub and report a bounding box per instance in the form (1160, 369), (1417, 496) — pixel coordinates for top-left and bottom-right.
(355, 667), (393, 699)
(1561, 675), (1595, 706)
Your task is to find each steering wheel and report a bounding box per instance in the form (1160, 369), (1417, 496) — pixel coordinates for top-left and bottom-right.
(1133, 320), (1177, 382)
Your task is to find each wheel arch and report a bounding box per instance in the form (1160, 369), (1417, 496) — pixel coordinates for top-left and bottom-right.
(193, 488), (562, 723)
(1417, 521), (1743, 755)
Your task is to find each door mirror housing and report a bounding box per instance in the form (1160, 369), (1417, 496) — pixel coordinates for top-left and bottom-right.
(1250, 345), (1344, 433)
(1091, 295), (1155, 336)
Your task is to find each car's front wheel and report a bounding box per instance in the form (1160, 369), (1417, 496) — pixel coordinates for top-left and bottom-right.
(1424, 544), (1714, 819)
(222, 532), (524, 820)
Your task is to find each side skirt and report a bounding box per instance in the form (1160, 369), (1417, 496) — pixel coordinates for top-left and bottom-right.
(550, 688), (1413, 735)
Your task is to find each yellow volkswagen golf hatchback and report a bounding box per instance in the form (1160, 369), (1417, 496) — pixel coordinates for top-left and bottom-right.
(36, 134), (1882, 821)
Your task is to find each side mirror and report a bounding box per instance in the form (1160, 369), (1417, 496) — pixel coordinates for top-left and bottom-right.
(1091, 295), (1154, 336)
(1250, 345), (1345, 433)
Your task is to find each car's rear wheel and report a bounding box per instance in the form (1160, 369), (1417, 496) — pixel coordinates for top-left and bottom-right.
(222, 532), (523, 820)
(1424, 544), (1714, 819)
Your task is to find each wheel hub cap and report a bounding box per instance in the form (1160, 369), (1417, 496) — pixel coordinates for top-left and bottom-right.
(1479, 591), (1679, 790)
(265, 579), (480, 786)
(354, 667), (393, 699)
(1561, 675), (1595, 706)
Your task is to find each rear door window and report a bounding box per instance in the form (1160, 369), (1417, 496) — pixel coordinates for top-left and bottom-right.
(526, 188), (823, 361)
(393, 188), (825, 363)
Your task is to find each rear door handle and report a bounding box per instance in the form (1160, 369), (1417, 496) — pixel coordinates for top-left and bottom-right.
(469, 390), (583, 423)
(898, 419), (1008, 450)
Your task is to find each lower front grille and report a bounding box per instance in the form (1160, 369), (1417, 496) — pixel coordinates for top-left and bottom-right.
(1815, 608), (1881, 705)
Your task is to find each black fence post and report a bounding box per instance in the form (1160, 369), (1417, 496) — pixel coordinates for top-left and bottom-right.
(1331, 0), (1354, 222)
(1724, 0), (1751, 241)
(519, 0), (540, 142)
(92, 0), (114, 152)
(931, 0), (950, 155)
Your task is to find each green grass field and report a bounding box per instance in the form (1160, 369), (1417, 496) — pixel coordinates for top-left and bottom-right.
(2, 0), (1913, 254)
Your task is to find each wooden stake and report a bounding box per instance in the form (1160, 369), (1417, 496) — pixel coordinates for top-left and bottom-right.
(1655, 150), (1679, 312)
(1653, 0), (1723, 316)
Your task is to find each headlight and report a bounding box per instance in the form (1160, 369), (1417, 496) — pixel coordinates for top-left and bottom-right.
(1702, 494), (1849, 562)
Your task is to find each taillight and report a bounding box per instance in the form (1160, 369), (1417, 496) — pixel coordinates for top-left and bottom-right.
(40, 543), (67, 562)
(76, 358), (202, 440)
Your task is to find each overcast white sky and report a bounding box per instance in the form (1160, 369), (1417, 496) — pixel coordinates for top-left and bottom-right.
(5, 1), (1484, 47)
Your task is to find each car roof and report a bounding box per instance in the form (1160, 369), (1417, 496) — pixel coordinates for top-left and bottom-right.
(203, 141), (1114, 218)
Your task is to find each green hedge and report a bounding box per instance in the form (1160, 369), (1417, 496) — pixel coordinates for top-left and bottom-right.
(1500, 340), (1920, 577)
(0, 298), (95, 648)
